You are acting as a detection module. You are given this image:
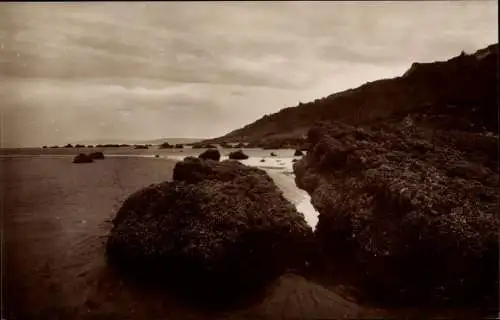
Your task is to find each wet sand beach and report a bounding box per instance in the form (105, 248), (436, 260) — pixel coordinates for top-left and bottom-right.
(2, 156), (362, 319)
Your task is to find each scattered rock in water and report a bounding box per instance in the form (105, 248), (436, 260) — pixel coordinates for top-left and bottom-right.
(72, 153), (93, 164)
(155, 154), (160, 158)
(294, 121), (499, 306)
(228, 150), (249, 160)
(270, 152), (278, 157)
(88, 151), (105, 160)
(260, 159), (266, 163)
(294, 149), (304, 156)
(106, 158), (313, 304)
(192, 143), (217, 149)
(198, 149), (221, 161)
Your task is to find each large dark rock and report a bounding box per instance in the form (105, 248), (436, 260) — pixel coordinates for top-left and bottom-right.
(294, 121), (499, 306)
(159, 142), (174, 149)
(107, 158), (313, 303)
(294, 149), (304, 156)
(228, 150), (249, 160)
(198, 149), (221, 161)
(72, 153), (93, 163)
(88, 151), (105, 160)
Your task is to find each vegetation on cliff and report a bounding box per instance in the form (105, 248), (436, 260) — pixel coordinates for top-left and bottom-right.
(201, 44), (497, 148)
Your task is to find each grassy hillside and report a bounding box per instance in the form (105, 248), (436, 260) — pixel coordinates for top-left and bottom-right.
(202, 44), (498, 147)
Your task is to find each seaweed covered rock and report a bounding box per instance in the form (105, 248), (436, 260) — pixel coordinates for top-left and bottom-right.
(228, 149), (249, 160)
(88, 151), (105, 160)
(172, 157), (260, 184)
(198, 149), (221, 161)
(72, 153), (93, 163)
(107, 158), (313, 303)
(294, 121), (499, 306)
(294, 149), (304, 156)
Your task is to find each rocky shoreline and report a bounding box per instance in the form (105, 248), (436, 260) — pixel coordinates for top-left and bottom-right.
(104, 122), (499, 314)
(294, 120), (498, 309)
(106, 157), (314, 306)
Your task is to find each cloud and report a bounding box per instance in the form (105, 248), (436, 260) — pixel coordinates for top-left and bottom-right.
(0, 1), (497, 147)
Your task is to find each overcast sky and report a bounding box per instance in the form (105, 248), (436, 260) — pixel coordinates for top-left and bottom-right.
(0, 1), (497, 147)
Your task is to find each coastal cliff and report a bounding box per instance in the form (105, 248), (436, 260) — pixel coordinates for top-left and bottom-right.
(202, 44), (498, 149)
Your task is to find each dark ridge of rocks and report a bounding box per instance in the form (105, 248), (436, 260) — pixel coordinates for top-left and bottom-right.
(72, 153), (93, 164)
(159, 142), (174, 149)
(234, 143), (246, 149)
(106, 158), (313, 305)
(88, 151), (105, 160)
(95, 144), (126, 148)
(198, 149), (221, 161)
(294, 120), (499, 307)
(228, 150), (249, 160)
(192, 143), (217, 149)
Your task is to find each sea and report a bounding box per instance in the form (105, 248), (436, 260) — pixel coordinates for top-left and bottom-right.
(0, 147), (319, 229)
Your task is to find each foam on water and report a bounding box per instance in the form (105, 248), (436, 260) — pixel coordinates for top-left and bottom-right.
(164, 155), (319, 230)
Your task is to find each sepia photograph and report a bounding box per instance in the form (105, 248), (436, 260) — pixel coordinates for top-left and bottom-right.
(0, 1), (498, 319)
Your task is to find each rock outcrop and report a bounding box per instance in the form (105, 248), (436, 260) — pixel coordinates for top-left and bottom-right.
(88, 151), (105, 160)
(198, 149), (221, 161)
(228, 150), (249, 160)
(294, 149), (304, 156)
(294, 120), (499, 306)
(107, 157), (313, 303)
(72, 153), (93, 163)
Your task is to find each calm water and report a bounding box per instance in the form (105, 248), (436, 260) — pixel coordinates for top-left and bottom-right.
(0, 147), (300, 159)
(0, 146), (317, 228)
